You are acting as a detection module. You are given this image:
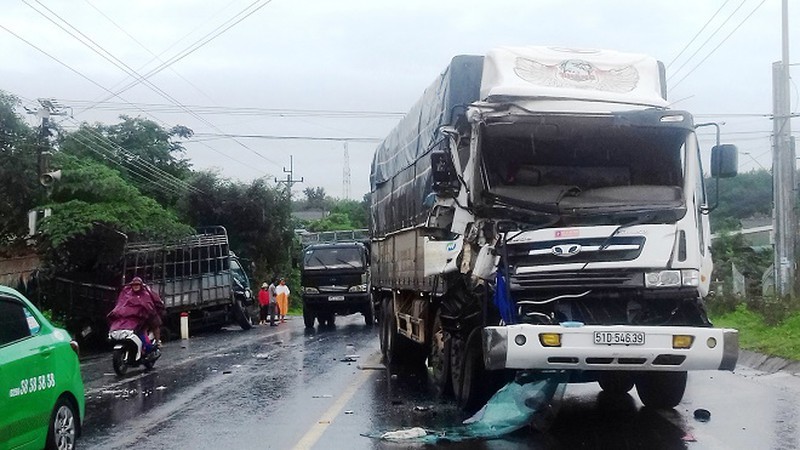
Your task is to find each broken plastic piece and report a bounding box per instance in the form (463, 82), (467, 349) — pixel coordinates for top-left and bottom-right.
(380, 427), (427, 440)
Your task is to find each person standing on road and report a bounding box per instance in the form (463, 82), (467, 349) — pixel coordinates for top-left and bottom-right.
(275, 278), (290, 324)
(258, 282), (271, 325)
(268, 279), (279, 326)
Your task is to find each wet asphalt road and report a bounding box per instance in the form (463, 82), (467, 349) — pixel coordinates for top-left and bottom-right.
(77, 315), (800, 449)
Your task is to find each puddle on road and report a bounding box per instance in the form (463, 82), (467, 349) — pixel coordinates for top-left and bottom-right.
(366, 371), (567, 444)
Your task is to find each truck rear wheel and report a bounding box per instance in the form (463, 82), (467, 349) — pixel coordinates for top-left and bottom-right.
(635, 371), (687, 408)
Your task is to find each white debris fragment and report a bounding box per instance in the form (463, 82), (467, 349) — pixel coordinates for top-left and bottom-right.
(380, 427), (427, 440)
(155, 386), (167, 391)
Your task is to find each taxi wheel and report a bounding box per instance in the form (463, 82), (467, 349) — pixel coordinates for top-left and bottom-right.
(112, 349), (128, 376)
(46, 397), (78, 450)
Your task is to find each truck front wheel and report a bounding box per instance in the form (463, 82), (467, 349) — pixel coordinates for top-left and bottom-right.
(635, 371), (687, 408)
(303, 308), (315, 328)
(232, 299), (253, 330)
(598, 372), (635, 394)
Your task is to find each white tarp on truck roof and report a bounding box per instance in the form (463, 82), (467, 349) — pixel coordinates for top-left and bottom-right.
(480, 46), (669, 108)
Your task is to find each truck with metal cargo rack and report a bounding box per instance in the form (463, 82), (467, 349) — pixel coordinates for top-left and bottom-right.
(371, 46), (739, 410)
(53, 226), (254, 343)
(299, 229), (374, 327)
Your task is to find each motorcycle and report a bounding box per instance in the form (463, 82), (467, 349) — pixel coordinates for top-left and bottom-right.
(108, 329), (161, 376)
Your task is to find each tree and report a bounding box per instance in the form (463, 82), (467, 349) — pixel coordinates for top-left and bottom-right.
(0, 92), (44, 253)
(302, 186), (330, 211)
(707, 169), (772, 231)
(38, 153), (193, 272)
(59, 116), (192, 208)
(178, 172), (294, 285)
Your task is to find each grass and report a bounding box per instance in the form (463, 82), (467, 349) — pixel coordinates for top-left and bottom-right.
(711, 303), (800, 361)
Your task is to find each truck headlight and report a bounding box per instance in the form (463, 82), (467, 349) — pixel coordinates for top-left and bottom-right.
(245, 289), (252, 299)
(644, 270), (700, 288)
(303, 287), (319, 294)
(348, 284), (368, 292)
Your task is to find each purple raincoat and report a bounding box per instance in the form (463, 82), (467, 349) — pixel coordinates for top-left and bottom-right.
(107, 277), (165, 332)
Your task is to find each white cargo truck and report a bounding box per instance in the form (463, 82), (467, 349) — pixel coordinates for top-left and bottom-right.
(371, 46), (739, 410)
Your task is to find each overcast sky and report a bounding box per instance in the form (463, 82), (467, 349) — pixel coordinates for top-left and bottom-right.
(1, 0), (796, 199)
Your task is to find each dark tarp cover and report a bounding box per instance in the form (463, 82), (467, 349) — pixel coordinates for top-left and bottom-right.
(370, 55), (483, 238)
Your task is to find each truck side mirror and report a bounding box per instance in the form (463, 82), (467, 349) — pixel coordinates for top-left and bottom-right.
(711, 144), (738, 178)
(431, 150), (459, 196)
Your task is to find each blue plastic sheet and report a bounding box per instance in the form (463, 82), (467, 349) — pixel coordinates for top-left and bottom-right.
(366, 372), (567, 444)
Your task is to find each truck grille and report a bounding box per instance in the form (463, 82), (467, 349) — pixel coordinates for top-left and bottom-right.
(507, 236), (645, 266)
(510, 270), (644, 290)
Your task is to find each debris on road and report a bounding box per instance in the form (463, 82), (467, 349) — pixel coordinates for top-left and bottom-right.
(693, 408), (711, 422)
(413, 405), (431, 412)
(345, 410), (354, 415)
(380, 427), (428, 440)
(367, 372), (566, 443)
(312, 394), (333, 398)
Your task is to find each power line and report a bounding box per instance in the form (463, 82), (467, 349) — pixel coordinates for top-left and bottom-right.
(667, 0), (748, 82)
(66, 129), (191, 196)
(670, 0), (768, 91)
(1, 14), (267, 176)
(64, 117), (205, 194)
(191, 132), (384, 142)
(667, 0), (732, 69)
(24, 0), (281, 168)
(85, 0), (274, 109)
(81, 0), (217, 105)
(54, 99), (406, 118)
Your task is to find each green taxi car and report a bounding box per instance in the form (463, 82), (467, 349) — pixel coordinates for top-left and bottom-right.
(0, 285), (85, 450)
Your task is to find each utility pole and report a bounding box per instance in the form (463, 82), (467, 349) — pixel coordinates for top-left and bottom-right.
(25, 99), (67, 187)
(772, 0), (795, 298)
(343, 141), (351, 200)
(274, 155), (303, 198)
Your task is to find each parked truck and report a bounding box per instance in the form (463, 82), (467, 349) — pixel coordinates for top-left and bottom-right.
(53, 226), (254, 344)
(371, 46), (739, 410)
(299, 229), (373, 328)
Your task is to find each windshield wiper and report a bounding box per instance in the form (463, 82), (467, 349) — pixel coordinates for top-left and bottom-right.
(311, 256), (330, 269)
(335, 258), (360, 269)
(578, 212), (656, 271)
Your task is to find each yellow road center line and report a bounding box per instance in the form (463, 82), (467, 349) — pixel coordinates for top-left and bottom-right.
(292, 369), (372, 450)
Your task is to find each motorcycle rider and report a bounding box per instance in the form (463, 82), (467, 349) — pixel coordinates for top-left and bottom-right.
(108, 276), (166, 349)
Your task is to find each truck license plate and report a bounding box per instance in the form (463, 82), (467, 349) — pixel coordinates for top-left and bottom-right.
(594, 331), (645, 345)
(328, 295), (345, 301)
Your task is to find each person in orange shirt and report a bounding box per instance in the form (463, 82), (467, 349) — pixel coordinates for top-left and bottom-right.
(275, 278), (290, 324)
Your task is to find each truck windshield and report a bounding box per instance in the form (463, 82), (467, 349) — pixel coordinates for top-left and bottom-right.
(230, 258), (249, 286)
(480, 116), (688, 218)
(303, 247), (364, 270)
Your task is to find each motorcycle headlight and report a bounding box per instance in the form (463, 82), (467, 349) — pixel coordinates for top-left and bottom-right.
(348, 284), (368, 292)
(303, 286), (320, 294)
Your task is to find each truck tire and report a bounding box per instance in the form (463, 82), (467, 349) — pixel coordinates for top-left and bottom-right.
(635, 371), (687, 408)
(451, 329), (486, 411)
(303, 308), (315, 328)
(233, 299), (253, 330)
(598, 372), (635, 394)
(428, 311), (452, 396)
(364, 299), (375, 327)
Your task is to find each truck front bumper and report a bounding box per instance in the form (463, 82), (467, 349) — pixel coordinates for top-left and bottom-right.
(302, 292), (371, 314)
(483, 324), (738, 372)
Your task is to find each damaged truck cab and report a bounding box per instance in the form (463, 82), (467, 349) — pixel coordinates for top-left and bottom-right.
(372, 46), (739, 410)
